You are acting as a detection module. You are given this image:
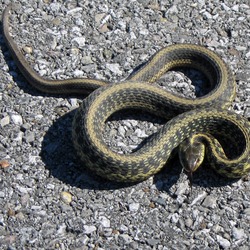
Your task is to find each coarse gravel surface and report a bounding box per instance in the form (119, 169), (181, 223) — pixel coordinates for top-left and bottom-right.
(0, 0), (250, 249)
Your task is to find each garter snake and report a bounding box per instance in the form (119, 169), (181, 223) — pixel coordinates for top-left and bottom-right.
(3, 4), (250, 182)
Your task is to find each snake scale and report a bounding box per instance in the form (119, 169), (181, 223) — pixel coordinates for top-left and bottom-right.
(3, 4), (250, 182)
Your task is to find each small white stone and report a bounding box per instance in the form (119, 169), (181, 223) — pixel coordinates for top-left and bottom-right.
(245, 51), (250, 59)
(11, 114), (23, 125)
(203, 11), (212, 19)
(129, 202), (140, 212)
(170, 213), (179, 223)
(47, 184), (55, 190)
(221, 3), (230, 11)
(118, 126), (126, 137)
(134, 128), (148, 138)
(23, 46), (33, 54)
(69, 98), (78, 107)
(167, 5), (178, 14)
(217, 235), (231, 248)
(83, 225), (97, 234)
(232, 5), (239, 12)
(190, 191), (207, 206)
(14, 131), (23, 143)
(175, 182), (189, 196)
(35, 114), (44, 120)
(120, 224), (128, 232)
(130, 31), (137, 40)
(99, 216), (110, 228)
(106, 63), (122, 75)
(57, 223), (67, 235)
(118, 20), (126, 30)
(72, 36), (86, 48)
(73, 69), (84, 77)
(235, 46), (247, 51)
(139, 28), (149, 36)
(1, 116), (10, 127)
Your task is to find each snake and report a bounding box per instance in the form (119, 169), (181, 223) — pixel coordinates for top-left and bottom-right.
(3, 4), (250, 182)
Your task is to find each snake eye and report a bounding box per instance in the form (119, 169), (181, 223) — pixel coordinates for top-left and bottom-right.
(179, 136), (206, 174)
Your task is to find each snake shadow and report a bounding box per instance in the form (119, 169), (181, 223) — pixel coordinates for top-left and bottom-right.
(40, 109), (138, 190)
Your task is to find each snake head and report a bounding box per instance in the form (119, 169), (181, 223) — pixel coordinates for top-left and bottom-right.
(178, 135), (206, 186)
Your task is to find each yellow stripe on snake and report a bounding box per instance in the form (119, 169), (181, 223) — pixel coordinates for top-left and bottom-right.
(3, 4), (250, 182)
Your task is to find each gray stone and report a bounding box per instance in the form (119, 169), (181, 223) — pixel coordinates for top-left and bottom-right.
(119, 234), (133, 244)
(202, 195), (217, 208)
(147, 238), (160, 246)
(175, 182), (189, 196)
(232, 227), (246, 240)
(243, 208), (250, 215)
(24, 132), (35, 143)
(82, 56), (93, 65)
(217, 235), (231, 249)
(99, 216), (110, 228)
(0, 116), (10, 127)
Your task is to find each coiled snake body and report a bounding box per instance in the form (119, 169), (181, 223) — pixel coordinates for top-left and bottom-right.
(3, 5), (250, 182)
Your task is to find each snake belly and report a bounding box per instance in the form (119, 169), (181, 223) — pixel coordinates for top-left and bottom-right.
(3, 4), (250, 182)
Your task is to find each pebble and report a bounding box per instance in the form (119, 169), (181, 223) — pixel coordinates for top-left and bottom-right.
(232, 227), (246, 240)
(83, 225), (96, 234)
(190, 191), (207, 206)
(22, 46), (33, 54)
(119, 234), (133, 244)
(170, 213), (179, 223)
(243, 208), (250, 216)
(10, 114), (23, 125)
(217, 235), (231, 249)
(185, 218), (193, 228)
(73, 70), (84, 77)
(245, 51), (250, 59)
(175, 182), (189, 196)
(0, 191), (5, 198)
(24, 132), (35, 143)
(72, 37), (86, 48)
(82, 56), (93, 65)
(0, 116), (10, 127)
(202, 195), (217, 208)
(99, 216), (111, 228)
(147, 238), (160, 246)
(129, 203), (140, 212)
(60, 191), (73, 204)
(106, 63), (122, 75)
(0, 214), (5, 226)
(0, 160), (10, 169)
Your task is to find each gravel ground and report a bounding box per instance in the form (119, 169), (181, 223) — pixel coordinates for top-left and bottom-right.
(0, 0), (250, 249)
